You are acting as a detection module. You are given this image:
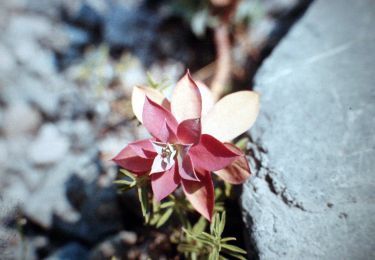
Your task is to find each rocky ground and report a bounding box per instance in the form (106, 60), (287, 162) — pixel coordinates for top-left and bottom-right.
(0, 0), (313, 259)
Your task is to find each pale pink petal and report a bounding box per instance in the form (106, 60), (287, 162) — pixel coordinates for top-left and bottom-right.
(143, 97), (178, 141)
(214, 143), (250, 184)
(151, 164), (180, 201)
(150, 155), (165, 174)
(196, 81), (215, 116)
(177, 118), (201, 145)
(112, 140), (157, 174)
(182, 170), (214, 221)
(150, 142), (177, 174)
(189, 134), (239, 171)
(171, 71), (202, 122)
(176, 153), (200, 181)
(132, 85), (170, 123)
(202, 91), (260, 142)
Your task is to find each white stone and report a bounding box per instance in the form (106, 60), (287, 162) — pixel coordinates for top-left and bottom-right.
(28, 124), (70, 165)
(3, 101), (41, 137)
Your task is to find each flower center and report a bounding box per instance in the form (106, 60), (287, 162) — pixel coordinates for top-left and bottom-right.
(161, 143), (175, 159)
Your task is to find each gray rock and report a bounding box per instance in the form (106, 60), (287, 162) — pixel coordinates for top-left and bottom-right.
(46, 242), (89, 260)
(57, 119), (95, 151)
(242, 0), (375, 259)
(53, 173), (125, 244)
(3, 101), (41, 137)
(22, 152), (99, 229)
(89, 230), (137, 259)
(28, 124), (70, 165)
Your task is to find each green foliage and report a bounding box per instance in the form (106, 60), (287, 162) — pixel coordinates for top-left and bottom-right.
(146, 72), (170, 91)
(114, 169), (152, 223)
(179, 212), (247, 260)
(168, 0), (266, 37)
(115, 170), (248, 259)
(168, 0), (217, 37)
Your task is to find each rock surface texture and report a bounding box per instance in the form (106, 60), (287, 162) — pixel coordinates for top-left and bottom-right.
(242, 0), (375, 259)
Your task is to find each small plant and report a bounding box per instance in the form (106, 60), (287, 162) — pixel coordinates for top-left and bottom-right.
(180, 212), (247, 259)
(113, 70), (259, 258)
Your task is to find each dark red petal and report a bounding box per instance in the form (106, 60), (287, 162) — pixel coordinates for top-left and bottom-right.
(177, 154), (200, 181)
(142, 97), (178, 141)
(151, 164), (180, 201)
(182, 170), (214, 221)
(128, 139), (157, 158)
(177, 118), (201, 145)
(214, 143), (251, 184)
(159, 120), (178, 143)
(112, 141), (156, 174)
(189, 134), (239, 171)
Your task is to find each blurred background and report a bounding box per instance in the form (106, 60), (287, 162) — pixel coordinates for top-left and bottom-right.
(0, 0), (312, 259)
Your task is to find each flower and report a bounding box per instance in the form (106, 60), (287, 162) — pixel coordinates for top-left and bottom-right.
(113, 71), (259, 221)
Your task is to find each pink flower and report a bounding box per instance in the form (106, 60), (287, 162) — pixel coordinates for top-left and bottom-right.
(113, 71), (259, 221)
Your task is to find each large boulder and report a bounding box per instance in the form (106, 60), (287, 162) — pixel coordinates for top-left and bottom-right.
(242, 0), (375, 259)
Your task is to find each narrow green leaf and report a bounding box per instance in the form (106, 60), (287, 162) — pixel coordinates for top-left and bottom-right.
(149, 214), (160, 226)
(113, 179), (134, 185)
(119, 169), (136, 180)
(160, 201), (175, 209)
(221, 237), (236, 243)
(221, 244), (247, 254)
(235, 136), (249, 151)
(223, 252), (247, 260)
(194, 236), (215, 246)
(118, 186), (135, 192)
(156, 208), (173, 228)
(210, 214), (216, 234)
(192, 216), (207, 234)
(218, 211), (226, 236)
(213, 213), (221, 236)
(209, 248), (219, 260)
(224, 181), (232, 198)
(138, 186), (150, 223)
(146, 72), (158, 89)
(201, 232), (216, 241)
(177, 244), (199, 253)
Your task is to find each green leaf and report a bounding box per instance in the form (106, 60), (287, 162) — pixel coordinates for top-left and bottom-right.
(234, 136), (249, 151)
(213, 213), (221, 236)
(221, 237), (236, 243)
(221, 244), (247, 254)
(138, 186), (150, 223)
(210, 214), (216, 235)
(223, 252), (247, 260)
(113, 179), (134, 186)
(177, 243), (199, 253)
(160, 201), (175, 209)
(194, 236), (215, 247)
(209, 248), (219, 260)
(149, 214), (160, 226)
(200, 232), (216, 241)
(224, 181), (232, 198)
(156, 208), (173, 228)
(117, 186), (134, 192)
(192, 216), (207, 234)
(119, 169), (136, 180)
(218, 211), (226, 236)
(184, 230), (214, 246)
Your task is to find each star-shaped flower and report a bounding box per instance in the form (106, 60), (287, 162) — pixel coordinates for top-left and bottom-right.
(113, 71), (259, 221)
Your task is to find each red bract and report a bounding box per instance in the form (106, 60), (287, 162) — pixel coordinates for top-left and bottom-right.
(113, 71), (259, 221)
